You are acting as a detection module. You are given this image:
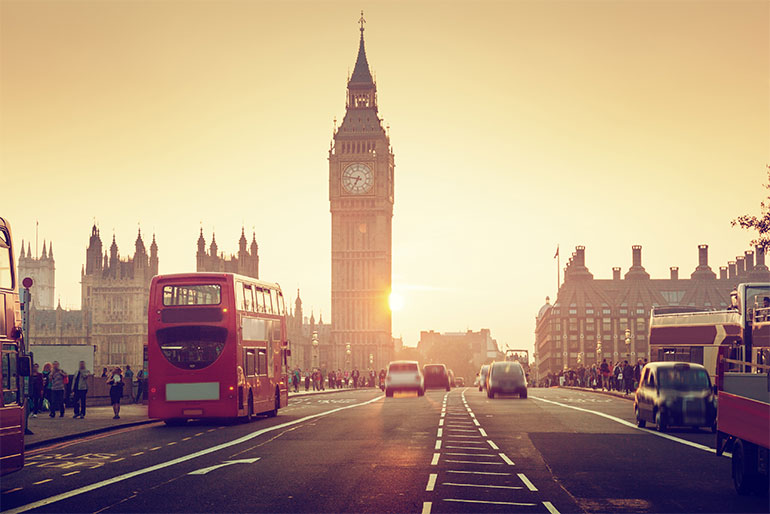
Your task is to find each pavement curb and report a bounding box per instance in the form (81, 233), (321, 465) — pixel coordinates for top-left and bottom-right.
(559, 386), (635, 402)
(289, 387), (374, 398)
(25, 419), (159, 450)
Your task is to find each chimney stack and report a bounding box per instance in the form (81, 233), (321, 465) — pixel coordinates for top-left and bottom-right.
(698, 244), (709, 267)
(719, 266), (727, 280)
(728, 261), (737, 279)
(736, 256), (745, 276)
(670, 267), (679, 280)
(632, 245), (642, 268)
(612, 267), (621, 280)
(744, 250), (754, 272)
(756, 245), (767, 270)
(575, 246), (586, 267)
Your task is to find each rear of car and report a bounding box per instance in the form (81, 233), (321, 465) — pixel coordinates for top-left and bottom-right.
(487, 361), (527, 399)
(478, 365), (490, 391)
(423, 364), (451, 391)
(385, 361), (424, 397)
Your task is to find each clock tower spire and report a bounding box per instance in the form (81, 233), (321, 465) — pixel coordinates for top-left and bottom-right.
(328, 14), (395, 371)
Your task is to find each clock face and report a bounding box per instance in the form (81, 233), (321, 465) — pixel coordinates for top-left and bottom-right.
(341, 163), (374, 194)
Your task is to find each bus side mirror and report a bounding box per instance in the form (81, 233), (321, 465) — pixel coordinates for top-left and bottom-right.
(18, 356), (31, 377)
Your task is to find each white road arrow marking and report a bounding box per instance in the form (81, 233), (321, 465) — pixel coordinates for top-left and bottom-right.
(188, 458), (260, 475)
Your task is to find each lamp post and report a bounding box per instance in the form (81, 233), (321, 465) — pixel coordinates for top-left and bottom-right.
(311, 331), (319, 369)
(624, 329), (631, 359)
(596, 339), (602, 363)
(345, 343), (351, 370)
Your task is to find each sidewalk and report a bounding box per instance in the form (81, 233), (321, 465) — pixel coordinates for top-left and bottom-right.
(25, 387), (359, 448)
(560, 385), (635, 401)
(25, 403), (152, 449)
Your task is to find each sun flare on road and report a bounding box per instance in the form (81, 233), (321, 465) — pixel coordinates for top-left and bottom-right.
(389, 292), (404, 312)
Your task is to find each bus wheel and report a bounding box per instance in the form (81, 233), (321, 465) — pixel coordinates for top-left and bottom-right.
(266, 389), (279, 418)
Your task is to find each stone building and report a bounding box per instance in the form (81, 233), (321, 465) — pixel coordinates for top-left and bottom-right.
(196, 229), (259, 279)
(18, 240), (55, 309)
(535, 244), (770, 379)
(286, 289), (333, 371)
(418, 329), (503, 380)
(26, 225), (158, 372)
(328, 19), (395, 370)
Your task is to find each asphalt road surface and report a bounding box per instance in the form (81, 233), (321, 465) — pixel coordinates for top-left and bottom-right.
(1, 387), (767, 513)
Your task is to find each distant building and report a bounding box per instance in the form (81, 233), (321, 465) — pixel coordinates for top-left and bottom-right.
(534, 244), (770, 379)
(18, 240), (55, 309)
(27, 224), (158, 371)
(286, 289), (333, 370)
(196, 228), (259, 279)
(418, 329), (503, 379)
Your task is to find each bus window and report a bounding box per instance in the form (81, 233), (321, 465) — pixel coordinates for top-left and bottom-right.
(257, 349), (267, 375)
(2, 344), (19, 405)
(244, 349), (256, 377)
(263, 289), (273, 314)
(256, 288), (266, 313)
(277, 291), (285, 315)
(236, 282), (245, 311)
(272, 320), (281, 341)
(242, 285), (253, 312)
(0, 229), (13, 290)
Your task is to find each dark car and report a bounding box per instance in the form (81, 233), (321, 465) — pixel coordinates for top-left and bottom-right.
(478, 364), (490, 391)
(486, 361), (527, 399)
(423, 364), (451, 391)
(447, 369), (456, 389)
(634, 362), (717, 432)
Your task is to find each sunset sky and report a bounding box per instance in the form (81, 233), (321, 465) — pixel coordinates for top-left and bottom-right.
(1, 0), (768, 353)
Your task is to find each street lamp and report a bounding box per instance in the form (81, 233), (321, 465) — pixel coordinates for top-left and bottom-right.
(624, 329), (631, 358)
(596, 339), (602, 362)
(311, 331), (319, 369)
(345, 343), (351, 370)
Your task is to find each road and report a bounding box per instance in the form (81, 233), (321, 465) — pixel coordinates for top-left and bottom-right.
(1, 387), (767, 513)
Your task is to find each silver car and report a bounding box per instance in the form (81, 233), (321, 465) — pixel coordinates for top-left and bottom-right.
(385, 360), (424, 397)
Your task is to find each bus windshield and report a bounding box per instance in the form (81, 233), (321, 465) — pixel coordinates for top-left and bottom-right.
(163, 284), (221, 306)
(658, 367), (710, 391)
(157, 326), (227, 370)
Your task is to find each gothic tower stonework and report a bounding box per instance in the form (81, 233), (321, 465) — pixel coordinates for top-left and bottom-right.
(329, 17), (394, 370)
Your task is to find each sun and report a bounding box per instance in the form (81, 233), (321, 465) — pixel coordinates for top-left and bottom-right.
(389, 292), (404, 312)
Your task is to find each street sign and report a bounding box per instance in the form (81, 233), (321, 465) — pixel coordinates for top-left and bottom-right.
(22, 277), (33, 288)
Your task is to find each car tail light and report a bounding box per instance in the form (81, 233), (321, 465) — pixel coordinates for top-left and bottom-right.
(228, 385), (235, 391)
(150, 387), (157, 394)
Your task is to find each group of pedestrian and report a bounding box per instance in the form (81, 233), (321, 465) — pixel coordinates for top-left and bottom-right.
(28, 361), (148, 421)
(540, 358), (647, 395)
(289, 367), (385, 392)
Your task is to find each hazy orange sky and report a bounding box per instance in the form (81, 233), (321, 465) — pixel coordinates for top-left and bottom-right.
(1, 1), (768, 353)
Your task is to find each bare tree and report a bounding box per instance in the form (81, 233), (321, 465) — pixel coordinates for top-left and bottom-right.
(732, 166), (770, 251)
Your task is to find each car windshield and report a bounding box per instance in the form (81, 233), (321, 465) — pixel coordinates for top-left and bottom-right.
(657, 368), (710, 391)
(492, 362), (523, 377)
(389, 363), (418, 373)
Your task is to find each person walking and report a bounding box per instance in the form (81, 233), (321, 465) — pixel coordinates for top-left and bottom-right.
(124, 365), (134, 401)
(72, 361), (91, 418)
(107, 367), (124, 419)
(600, 359), (610, 391)
(48, 361), (67, 418)
(29, 364), (44, 417)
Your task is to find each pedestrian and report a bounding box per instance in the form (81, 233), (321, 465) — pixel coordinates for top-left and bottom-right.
(304, 371), (310, 391)
(29, 364), (44, 416)
(125, 365), (134, 400)
(600, 359), (610, 391)
(134, 369), (146, 403)
(48, 361), (67, 418)
(72, 360), (91, 418)
(293, 368), (300, 393)
(107, 367), (124, 419)
(101, 367), (108, 378)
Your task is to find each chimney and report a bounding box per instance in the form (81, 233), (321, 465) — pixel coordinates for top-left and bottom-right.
(575, 246), (585, 267)
(736, 256), (745, 276)
(719, 266), (727, 280)
(756, 245), (768, 271)
(612, 267), (621, 280)
(632, 245), (642, 268)
(744, 251), (754, 272)
(698, 244), (709, 268)
(670, 267), (679, 280)
(728, 261), (737, 279)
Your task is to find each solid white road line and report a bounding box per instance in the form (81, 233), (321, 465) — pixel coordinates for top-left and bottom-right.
(543, 501), (561, 514)
(4, 394), (384, 514)
(444, 499), (537, 506)
(445, 445), (489, 450)
(478, 428), (488, 437)
(531, 396), (729, 457)
(435, 440), (442, 450)
(421, 501), (432, 514)
(426, 473), (437, 492)
(445, 460), (503, 465)
(445, 434), (481, 438)
(442, 482), (523, 490)
(517, 473), (538, 491)
(431, 453), (440, 465)
(445, 452), (496, 457)
(499, 453), (515, 465)
(486, 440), (499, 450)
(447, 470), (512, 476)
(447, 428), (477, 432)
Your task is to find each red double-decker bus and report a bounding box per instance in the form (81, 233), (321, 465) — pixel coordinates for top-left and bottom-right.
(0, 216), (31, 475)
(148, 273), (289, 424)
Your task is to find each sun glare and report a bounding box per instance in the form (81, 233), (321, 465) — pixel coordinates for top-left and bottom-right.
(389, 292), (404, 312)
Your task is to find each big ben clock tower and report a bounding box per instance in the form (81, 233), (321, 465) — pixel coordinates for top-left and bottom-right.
(329, 14), (394, 371)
